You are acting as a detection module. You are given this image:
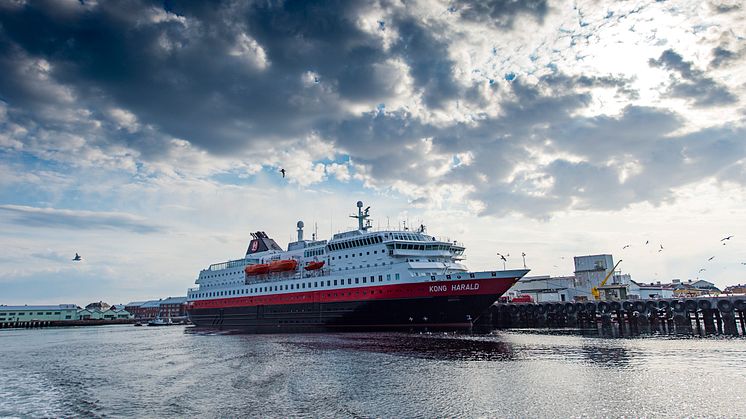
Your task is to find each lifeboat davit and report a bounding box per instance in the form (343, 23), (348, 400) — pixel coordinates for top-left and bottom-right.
(304, 261), (325, 271)
(267, 259), (298, 273)
(244, 263), (269, 276)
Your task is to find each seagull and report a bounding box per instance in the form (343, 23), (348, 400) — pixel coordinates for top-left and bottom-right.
(72, 253), (82, 261)
(622, 244), (630, 249)
(721, 235), (734, 241)
(658, 244), (663, 253)
(497, 253), (507, 262)
(708, 256), (715, 261)
(645, 240), (649, 245)
(698, 268), (706, 273)
(280, 168), (286, 178)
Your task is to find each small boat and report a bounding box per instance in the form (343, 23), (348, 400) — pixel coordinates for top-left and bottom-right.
(304, 261), (325, 271)
(147, 318), (173, 326)
(244, 263), (269, 276)
(267, 259), (298, 272)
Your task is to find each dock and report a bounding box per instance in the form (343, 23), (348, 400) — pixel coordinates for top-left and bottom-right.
(0, 319), (136, 329)
(481, 297), (746, 337)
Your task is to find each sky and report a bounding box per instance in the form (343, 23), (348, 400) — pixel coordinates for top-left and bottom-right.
(1, 0), (745, 306)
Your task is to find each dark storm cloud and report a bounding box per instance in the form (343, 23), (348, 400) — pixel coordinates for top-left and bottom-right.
(390, 17), (460, 108)
(0, 204), (164, 233)
(710, 46), (739, 68)
(649, 49), (737, 107)
(452, 0), (549, 28)
(0, 0), (397, 156)
(1, 1), (744, 220)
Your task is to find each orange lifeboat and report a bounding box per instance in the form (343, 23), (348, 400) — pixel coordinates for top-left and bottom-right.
(304, 261), (325, 271)
(267, 259), (298, 273)
(244, 263), (269, 276)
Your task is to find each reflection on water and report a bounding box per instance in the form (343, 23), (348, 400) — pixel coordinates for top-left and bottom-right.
(1, 325), (746, 418)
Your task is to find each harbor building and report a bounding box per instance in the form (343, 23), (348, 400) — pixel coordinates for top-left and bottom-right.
(510, 254), (677, 301)
(0, 304), (79, 323)
(125, 297), (187, 319)
(158, 297), (187, 319)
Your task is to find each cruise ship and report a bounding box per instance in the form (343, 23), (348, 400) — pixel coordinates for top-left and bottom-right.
(186, 202), (529, 332)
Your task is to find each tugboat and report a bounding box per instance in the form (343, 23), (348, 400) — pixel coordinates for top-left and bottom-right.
(147, 318), (173, 326)
(186, 202), (529, 333)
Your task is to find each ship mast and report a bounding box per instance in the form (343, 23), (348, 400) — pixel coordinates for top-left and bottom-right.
(350, 201), (372, 231)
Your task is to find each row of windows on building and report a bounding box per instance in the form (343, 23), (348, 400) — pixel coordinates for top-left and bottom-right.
(192, 273), (401, 299)
(328, 235), (384, 251)
(1, 311), (60, 316)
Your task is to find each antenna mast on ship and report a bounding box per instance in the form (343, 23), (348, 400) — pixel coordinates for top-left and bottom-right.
(350, 201), (372, 231)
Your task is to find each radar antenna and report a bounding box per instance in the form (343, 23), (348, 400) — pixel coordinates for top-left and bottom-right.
(350, 201), (372, 231)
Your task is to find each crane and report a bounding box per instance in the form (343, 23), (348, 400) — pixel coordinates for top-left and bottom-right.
(591, 259), (623, 301)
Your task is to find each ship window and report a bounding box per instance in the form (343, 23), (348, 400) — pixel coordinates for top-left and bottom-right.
(362, 278), (367, 283)
(387, 274), (391, 281)
(359, 253), (362, 256)
(348, 278), (351, 284)
(314, 282), (318, 287)
(345, 255), (348, 258)
(367, 252), (370, 255)
(327, 280), (331, 286)
(373, 250), (377, 254)
(379, 275), (383, 282)
(355, 278), (359, 284)
(302, 283), (305, 289)
(395, 273), (400, 280)
(351, 254), (355, 258)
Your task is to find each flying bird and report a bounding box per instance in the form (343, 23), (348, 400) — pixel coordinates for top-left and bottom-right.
(645, 240), (649, 245)
(622, 244), (630, 249)
(721, 235), (734, 241)
(698, 268), (706, 273)
(658, 244), (663, 253)
(708, 256), (715, 261)
(280, 168), (286, 178)
(499, 254), (507, 262)
(72, 253), (82, 261)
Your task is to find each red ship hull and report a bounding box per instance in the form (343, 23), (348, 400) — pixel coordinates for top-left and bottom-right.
(187, 276), (521, 333)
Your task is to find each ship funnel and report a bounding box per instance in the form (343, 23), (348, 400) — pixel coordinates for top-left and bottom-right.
(297, 220), (304, 241)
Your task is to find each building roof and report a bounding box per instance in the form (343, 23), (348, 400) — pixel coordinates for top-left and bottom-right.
(0, 304), (78, 311)
(160, 296), (187, 305)
(125, 301), (147, 307)
(140, 300), (163, 308)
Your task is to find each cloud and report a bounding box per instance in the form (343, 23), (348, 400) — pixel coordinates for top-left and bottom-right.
(649, 49), (738, 107)
(0, 205), (164, 233)
(452, 0), (549, 29)
(0, 0), (744, 223)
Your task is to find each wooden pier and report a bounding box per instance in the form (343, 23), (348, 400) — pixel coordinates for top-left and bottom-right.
(480, 297), (746, 337)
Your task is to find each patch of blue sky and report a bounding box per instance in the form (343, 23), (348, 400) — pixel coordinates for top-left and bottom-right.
(504, 72), (516, 82)
(210, 170), (261, 187)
